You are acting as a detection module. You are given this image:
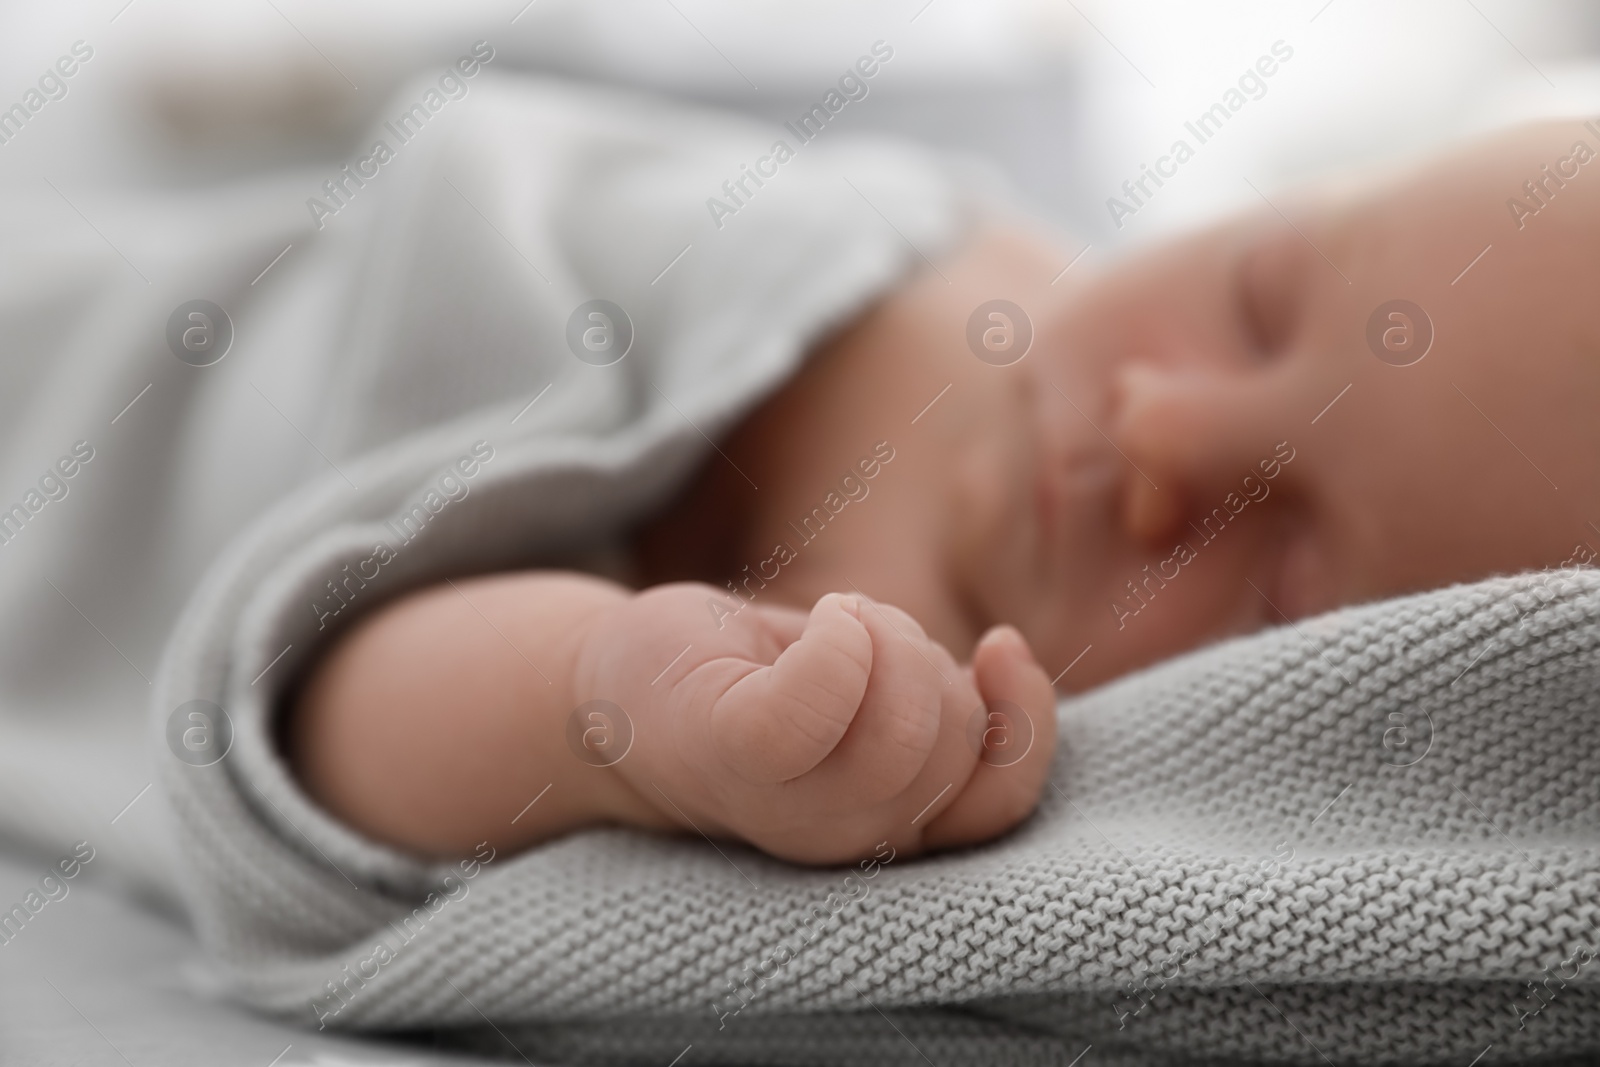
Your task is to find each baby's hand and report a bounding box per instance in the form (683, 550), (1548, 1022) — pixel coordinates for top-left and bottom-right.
(573, 583), (1058, 864)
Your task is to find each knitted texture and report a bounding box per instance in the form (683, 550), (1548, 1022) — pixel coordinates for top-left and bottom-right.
(162, 548), (1600, 1066)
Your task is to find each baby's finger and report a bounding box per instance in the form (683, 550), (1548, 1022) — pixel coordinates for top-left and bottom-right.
(920, 624), (1058, 850)
(797, 598), (947, 808)
(708, 593), (872, 784)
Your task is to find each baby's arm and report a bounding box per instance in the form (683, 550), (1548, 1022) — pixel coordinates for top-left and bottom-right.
(288, 573), (675, 861)
(288, 574), (1058, 866)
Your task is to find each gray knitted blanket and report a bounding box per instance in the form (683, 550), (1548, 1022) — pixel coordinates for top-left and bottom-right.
(138, 77), (1600, 1065)
(164, 557), (1600, 1065)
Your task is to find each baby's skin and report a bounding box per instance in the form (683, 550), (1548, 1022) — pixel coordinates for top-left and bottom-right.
(290, 120), (1600, 866)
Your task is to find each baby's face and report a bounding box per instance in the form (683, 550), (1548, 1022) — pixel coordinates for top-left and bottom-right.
(967, 120), (1600, 690)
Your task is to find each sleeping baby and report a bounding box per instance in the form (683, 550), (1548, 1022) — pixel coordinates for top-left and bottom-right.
(287, 117), (1600, 870)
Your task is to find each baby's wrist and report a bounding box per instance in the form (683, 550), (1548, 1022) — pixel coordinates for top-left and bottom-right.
(567, 593), (625, 709)
(564, 593), (682, 832)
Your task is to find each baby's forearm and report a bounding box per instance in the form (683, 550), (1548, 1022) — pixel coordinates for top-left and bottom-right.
(287, 571), (674, 862)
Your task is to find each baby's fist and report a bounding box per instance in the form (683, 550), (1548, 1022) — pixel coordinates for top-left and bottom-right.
(573, 584), (1058, 864)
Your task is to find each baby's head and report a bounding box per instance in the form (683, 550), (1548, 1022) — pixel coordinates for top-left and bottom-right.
(946, 120), (1600, 689)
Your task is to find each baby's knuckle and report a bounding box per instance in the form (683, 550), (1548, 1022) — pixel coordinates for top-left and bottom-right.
(874, 693), (940, 765)
(773, 684), (850, 752)
(822, 627), (874, 680)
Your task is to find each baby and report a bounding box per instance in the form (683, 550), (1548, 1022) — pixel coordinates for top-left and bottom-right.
(288, 119), (1600, 868)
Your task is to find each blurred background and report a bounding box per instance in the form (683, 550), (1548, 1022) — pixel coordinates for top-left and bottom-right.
(3, 0), (1600, 256)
